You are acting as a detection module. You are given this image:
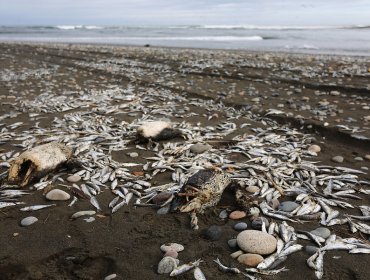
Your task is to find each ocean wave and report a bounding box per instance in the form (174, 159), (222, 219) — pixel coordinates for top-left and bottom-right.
(127, 36), (264, 41)
(198, 24), (369, 30)
(55, 25), (103, 30)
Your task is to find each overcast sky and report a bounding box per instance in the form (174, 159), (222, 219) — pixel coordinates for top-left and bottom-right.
(1, 0), (369, 26)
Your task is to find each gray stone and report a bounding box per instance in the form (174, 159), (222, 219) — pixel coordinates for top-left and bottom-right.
(234, 222), (248, 231)
(228, 239), (238, 249)
(160, 243), (184, 253)
(305, 245), (319, 255)
(156, 205), (170, 215)
(21, 216), (38, 226)
(219, 210), (228, 219)
(128, 152), (139, 158)
(279, 201), (299, 212)
(332, 156), (344, 163)
(237, 230), (277, 255)
(190, 143), (211, 154)
(157, 256), (179, 274)
(46, 189), (70, 201)
(230, 250), (244, 259)
(67, 174), (81, 183)
(203, 225), (222, 241)
(310, 227), (331, 239)
(251, 217), (269, 230)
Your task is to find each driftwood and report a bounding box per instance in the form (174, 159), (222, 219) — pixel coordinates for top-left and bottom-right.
(8, 142), (72, 187)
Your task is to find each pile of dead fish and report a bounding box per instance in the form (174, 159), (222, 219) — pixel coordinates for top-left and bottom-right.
(0, 81), (369, 279)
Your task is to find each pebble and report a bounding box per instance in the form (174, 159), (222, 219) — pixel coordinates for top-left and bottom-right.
(45, 189), (70, 201)
(164, 249), (178, 258)
(354, 157), (363, 161)
(230, 250), (244, 259)
(332, 156), (344, 163)
(365, 155), (370, 161)
(104, 274), (117, 280)
(305, 245), (319, 255)
(308, 144), (321, 153)
(202, 225), (222, 241)
(20, 216), (38, 226)
(248, 207), (260, 218)
(157, 205), (170, 215)
(157, 256), (179, 274)
(160, 243), (184, 253)
(310, 227), (331, 239)
(237, 253), (264, 267)
(229, 210), (246, 220)
(245, 186), (260, 193)
(66, 174), (81, 183)
(71, 210), (96, 219)
(234, 222), (248, 231)
(251, 217), (269, 230)
(190, 143), (211, 154)
(237, 230), (277, 255)
(128, 152), (139, 158)
(227, 239), (238, 249)
(219, 210), (228, 219)
(361, 166), (368, 171)
(279, 201), (299, 212)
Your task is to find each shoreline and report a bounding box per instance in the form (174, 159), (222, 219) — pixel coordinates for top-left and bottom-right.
(0, 42), (369, 280)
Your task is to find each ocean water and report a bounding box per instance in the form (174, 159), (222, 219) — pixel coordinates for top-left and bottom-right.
(0, 25), (369, 55)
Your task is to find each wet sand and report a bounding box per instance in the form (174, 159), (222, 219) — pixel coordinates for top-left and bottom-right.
(0, 43), (369, 280)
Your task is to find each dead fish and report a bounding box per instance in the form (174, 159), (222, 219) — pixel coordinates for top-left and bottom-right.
(213, 258), (241, 274)
(89, 196), (101, 211)
(170, 259), (202, 277)
(193, 267), (206, 280)
(20, 204), (56, 211)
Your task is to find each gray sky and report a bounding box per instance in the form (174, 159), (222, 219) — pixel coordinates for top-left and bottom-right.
(1, 0), (369, 26)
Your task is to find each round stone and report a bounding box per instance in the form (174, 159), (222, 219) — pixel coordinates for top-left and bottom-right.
(157, 205), (170, 215)
(157, 256), (178, 274)
(332, 156), (344, 163)
(67, 174), (81, 183)
(202, 225), (222, 241)
(164, 249), (178, 258)
(365, 155), (370, 161)
(229, 210), (246, 220)
(230, 250), (244, 259)
(237, 253), (264, 267)
(234, 222), (248, 231)
(305, 245), (319, 255)
(279, 201), (299, 212)
(160, 243), (184, 253)
(219, 210), (228, 219)
(227, 239), (238, 249)
(20, 216), (38, 226)
(361, 166), (368, 171)
(251, 217), (269, 230)
(45, 189), (70, 201)
(310, 227), (331, 239)
(190, 143), (211, 154)
(128, 152), (139, 158)
(245, 186), (260, 193)
(236, 230), (277, 255)
(308, 145), (321, 153)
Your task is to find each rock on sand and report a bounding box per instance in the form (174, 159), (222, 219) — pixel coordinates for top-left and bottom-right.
(46, 189), (70, 201)
(237, 230), (277, 255)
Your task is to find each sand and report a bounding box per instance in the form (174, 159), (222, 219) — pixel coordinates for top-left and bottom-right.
(0, 43), (369, 280)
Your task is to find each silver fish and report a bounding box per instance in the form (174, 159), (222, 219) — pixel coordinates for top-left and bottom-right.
(20, 204), (56, 211)
(170, 259), (202, 277)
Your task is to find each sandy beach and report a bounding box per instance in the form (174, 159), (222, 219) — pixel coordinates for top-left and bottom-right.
(0, 42), (369, 280)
